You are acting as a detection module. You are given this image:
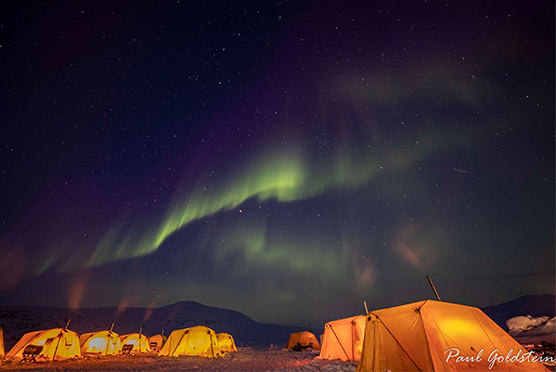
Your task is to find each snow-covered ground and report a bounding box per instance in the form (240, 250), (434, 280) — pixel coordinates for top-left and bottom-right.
(507, 315), (556, 344)
(0, 348), (356, 372)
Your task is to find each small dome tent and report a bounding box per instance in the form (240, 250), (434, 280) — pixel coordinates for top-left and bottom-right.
(158, 326), (221, 358)
(284, 331), (320, 350)
(148, 334), (167, 352)
(357, 300), (550, 372)
(80, 330), (121, 355)
(319, 315), (366, 361)
(7, 328), (81, 361)
(120, 333), (150, 353)
(216, 333), (237, 352)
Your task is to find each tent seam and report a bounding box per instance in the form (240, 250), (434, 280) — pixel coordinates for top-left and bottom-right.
(419, 305), (437, 371)
(375, 314), (423, 371)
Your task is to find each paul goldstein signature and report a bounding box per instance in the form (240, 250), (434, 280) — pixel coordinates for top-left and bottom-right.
(445, 347), (555, 369)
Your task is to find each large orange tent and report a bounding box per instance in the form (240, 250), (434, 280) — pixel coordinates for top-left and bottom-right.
(216, 333), (237, 352)
(120, 333), (150, 353)
(6, 328), (81, 361)
(148, 334), (167, 352)
(80, 330), (121, 355)
(357, 300), (549, 372)
(158, 326), (221, 358)
(284, 331), (320, 350)
(319, 315), (366, 361)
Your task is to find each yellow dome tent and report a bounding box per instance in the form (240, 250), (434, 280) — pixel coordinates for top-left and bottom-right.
(357, 300), (550, 372)
(319, 315), (366, 362)
(284, 331), (320, 350)
(148, 334), (167, 352)
(80, 330), (121, 355)
(158, 326), (221, 357)
(216, 333), (237, 352)
(120, 333), (150, 353)
(6, 328), (81, 361)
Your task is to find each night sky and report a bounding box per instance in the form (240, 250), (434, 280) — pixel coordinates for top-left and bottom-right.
(0, 1), (554, 327)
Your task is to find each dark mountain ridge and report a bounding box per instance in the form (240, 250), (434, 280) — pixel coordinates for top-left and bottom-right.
(482, 294), (555, 329)
(0, 300), (303, 350)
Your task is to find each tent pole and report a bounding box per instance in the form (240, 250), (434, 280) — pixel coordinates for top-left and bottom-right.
(139, 326), (143, 352)
(65, 319), (71, 329)
(426, 275), (441, 301)
(109, 322), (114, 333)
(363, 301), (369, 314)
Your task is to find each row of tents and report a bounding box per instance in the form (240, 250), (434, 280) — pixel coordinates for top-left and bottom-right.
(285, 300), (549, 371)
(3, 325), (237, 362)
(1, 299), (550, 370)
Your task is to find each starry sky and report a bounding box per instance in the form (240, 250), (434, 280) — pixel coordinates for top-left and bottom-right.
(0, 1), (554, 326)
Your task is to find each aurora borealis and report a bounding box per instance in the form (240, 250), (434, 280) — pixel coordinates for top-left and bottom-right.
(0, 1), (554, 326)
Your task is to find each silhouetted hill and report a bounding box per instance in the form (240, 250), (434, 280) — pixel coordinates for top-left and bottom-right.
(481, 295), (555, 330)
(0, 301), (303, 349)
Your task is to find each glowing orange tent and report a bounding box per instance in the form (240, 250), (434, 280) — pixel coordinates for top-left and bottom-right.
(319, 315), (366, 361)
(80, 330), (121, 355)
(148, 334), (167, 352)
(284, 331), (320, 350)
(357, 300), (549, 372)
(216, 333), (237, 352)
(120, 333), (150, 353)
(158, 326), (221, 357)
(6, 328), (81, 361)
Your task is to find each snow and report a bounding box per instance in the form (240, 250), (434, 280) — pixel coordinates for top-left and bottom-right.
(507, 315), (551, 332)
(507, 315), (556, 345)
(0, 348), (356, 372)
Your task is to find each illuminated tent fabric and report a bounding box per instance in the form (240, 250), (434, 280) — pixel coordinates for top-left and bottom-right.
(0, 327), (5, 359)
(158, 326), (221, 357)
(284, 331), (320, 350)
(80, 330), (121, 355)
(6, 328), (81, 361)
(357, 300), (549, 372)
(120, 333), (150, 353)
(319, 315), (366, 361)
(216, 333), (237, 352)
(148, 334), (167, 352)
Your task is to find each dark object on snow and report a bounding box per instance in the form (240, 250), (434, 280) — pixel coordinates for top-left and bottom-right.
(22, 345), (43, 362)
(531, 341), (556, 357)
(291, 342), (314, 352)
(541, 341), (556, 354)
(528, 342), (556, 368)
(121, 344), (134, 355)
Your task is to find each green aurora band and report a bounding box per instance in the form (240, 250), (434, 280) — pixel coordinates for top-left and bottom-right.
(80, 131), (465, 270)
(31, 60), (483, 275)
